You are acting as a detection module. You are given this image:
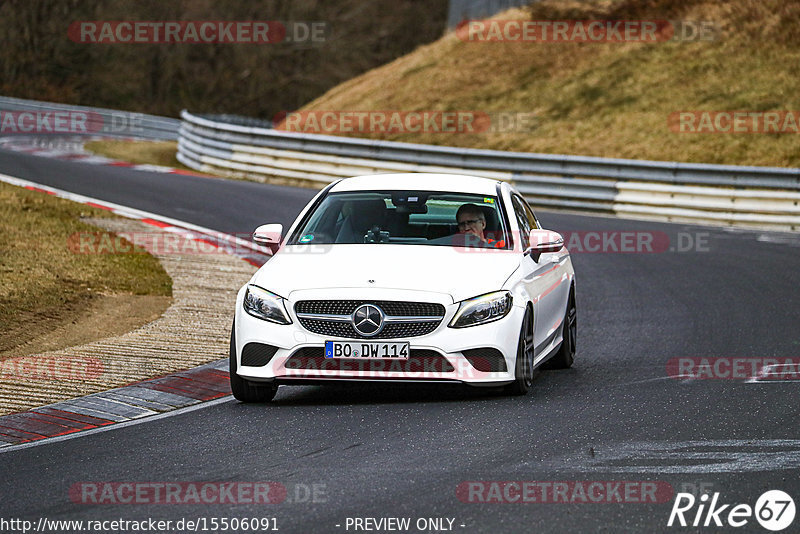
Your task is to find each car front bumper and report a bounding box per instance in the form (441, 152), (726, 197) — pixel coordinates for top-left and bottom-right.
(233, 286), (524, 386)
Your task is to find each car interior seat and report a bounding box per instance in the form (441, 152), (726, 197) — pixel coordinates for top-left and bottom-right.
(335, 199), (388, 243)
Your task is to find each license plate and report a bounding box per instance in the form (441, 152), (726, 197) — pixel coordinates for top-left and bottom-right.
(325, 341), (410, 359)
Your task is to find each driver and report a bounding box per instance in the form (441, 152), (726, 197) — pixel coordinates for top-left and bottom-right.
(456, 203), (487, 241)
(456, 203), (504, 248)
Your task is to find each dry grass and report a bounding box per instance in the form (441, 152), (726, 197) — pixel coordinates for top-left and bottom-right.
(84, 139), (192, 170)
(0, 181), (172, 354)
(297, 0), (800, 167)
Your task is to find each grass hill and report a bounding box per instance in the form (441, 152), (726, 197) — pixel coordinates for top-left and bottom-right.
(296, 0), (800, 167)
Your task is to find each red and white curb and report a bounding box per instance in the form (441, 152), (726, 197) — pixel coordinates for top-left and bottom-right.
(0, 360), (230, 449)
(0, 172), (271, 268)
(0, 135), (209, 178)
(0, 171), (273, 449)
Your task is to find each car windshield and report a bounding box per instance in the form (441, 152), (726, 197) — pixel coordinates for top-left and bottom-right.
(287, 190), (510, 248)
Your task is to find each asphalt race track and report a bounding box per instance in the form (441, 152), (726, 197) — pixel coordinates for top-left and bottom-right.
(1, 147), (799, 533)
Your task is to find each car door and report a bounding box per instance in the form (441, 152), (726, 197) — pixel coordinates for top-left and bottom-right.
(511, 194), (567, 357)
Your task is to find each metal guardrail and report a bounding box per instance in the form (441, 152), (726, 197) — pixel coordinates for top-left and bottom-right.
(0, 96), (179, 140)
(195, 113), (274, 129)
(176, 109), (799, 231)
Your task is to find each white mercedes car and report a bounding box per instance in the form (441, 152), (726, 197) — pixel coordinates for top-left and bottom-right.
(230, 173), (576, 401)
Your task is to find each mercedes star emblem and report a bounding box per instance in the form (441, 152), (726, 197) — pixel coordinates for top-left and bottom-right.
(352, 304), (384, 337)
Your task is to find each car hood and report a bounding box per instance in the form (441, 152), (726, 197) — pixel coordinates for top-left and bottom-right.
(250, 244), (520, 303)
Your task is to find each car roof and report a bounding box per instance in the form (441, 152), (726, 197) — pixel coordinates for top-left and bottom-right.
(329, 173), (502, 196)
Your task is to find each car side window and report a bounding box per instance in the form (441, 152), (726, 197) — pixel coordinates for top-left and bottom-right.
(511, 195), (532, 241)
(514, 194), (540, 231)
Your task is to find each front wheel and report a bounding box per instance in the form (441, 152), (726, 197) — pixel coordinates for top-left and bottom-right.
(543, 291), (576, 370)
(504, 309), (534, 396)
(229, 321), (278, 403)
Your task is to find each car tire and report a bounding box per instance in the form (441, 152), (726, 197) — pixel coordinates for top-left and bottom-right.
(229, 321), (278, 403)
(504, 308), (534, 396)
(544, 290), (576, 370)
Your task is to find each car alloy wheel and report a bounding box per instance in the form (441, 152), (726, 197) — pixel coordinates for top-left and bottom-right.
(505, 308), (534, 396)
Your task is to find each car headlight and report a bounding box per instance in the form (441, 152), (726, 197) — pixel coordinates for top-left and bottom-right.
(449, 291), (513, 328)
(243, 285), (292, 324)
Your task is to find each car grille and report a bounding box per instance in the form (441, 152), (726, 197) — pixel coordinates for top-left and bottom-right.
(295, 300), (444, 316)
(294, 300), (446, 339)
(285, 347), (454, 373)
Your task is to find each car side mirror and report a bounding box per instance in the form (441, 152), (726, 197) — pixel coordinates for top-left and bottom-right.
(253, 224), (283, 252)
(527, 229), (564, 254)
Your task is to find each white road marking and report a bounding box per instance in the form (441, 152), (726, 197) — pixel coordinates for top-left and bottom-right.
(746, 363), (800, 383)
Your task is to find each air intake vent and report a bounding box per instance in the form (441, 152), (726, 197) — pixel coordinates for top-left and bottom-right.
(463, 348), (507, 372)
(241, 343), (279, 367)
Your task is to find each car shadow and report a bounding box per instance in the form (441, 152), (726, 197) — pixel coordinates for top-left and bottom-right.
(266, 382), (511, 406)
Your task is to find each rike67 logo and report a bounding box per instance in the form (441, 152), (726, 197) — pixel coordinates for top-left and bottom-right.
(668, 490), (795, 531)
